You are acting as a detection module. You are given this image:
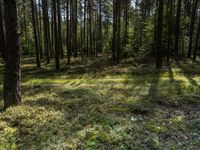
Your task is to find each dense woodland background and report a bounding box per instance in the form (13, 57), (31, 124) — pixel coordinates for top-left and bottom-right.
(0, 0), (200, 149)
(20, 0), (200, 64)
(2, 0), (200, 70)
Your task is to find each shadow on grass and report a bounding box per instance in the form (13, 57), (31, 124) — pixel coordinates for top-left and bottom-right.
(1, 57), (200, 149)
(23, 87), (104, 113)
(178, 63), (200, 86)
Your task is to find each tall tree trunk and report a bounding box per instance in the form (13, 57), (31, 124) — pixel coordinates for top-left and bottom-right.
(187, 0), (198, 58)
(42, 0), (50, 63)
(50, 2), (54, 57)
(31, 0), (41, 69)
(88, 0), (92, 57)
(57, 0), (63, 59)
(66, 0), (71, 64)
(3, 0), (21, 108)
(38, 0), (43, 59)
(112, 0), (121, 63)
(174, 0), (182, 60)
(98, 0), (102, 53)
(0, 1), (6, 61)
(124, 0), (129, 45)
(167, 0), (173, 61)
(112, 0), (117, 62)
(22, 0), (28, 52)
(74, 0), (78, 57)
(53, 0), (60, 69)
(83, 0), (87, 56)
(193, 17), (200, 61)
(156, 0), (164, 69)
(116, 0), (121, 63)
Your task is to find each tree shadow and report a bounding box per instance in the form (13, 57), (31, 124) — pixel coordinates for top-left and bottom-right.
(168, 63), (174, 82)
(168, 63), (183, 95)
(178, 62), (200, 88)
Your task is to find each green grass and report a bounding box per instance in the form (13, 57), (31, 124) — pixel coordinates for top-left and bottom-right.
(0, 56), (200, 149)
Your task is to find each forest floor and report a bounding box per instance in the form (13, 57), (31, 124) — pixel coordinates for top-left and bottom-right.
(0, 56), (200, 149)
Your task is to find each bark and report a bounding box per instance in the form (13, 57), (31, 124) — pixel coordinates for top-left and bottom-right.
(98, 0), (102, 53)
(57, 0), (63, 59)
(0, 1), (6, 61)
(124, 0), (129, 45)
(167, 0), (173, 61)
(193, 17), (200, 61)
(112, 0), (117, 62)
(3, 0), (21, 108)
(42, 0), (50, 63)
(31, 0), (41, 69)
(187, 0), (198, 58)
(38, 0), (43, 59)
(156, 0), (164, 69)
(174, 0), (182, 60)
(53, 0), (60, 69)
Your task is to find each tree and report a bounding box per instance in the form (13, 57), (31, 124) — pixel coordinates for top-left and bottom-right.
(42, 0), (51, 63)
(57, 0), (63, 59)
(66, 0), (71, 64)
(167, 0), (173, 61)
(31, 0), (41, 69)
(53, 0), (60, 69)
(124, 0), (129, 45)
(156, 0), (164, 69)
(2, 0), (21, 108)
(112, 0), (121, 63)
(193, 16), (200, 61)
(174, 0), (182, 60)
(38, 0), (44, 59)
(0, 0), (6, 61)
(98, 0), (103, 53)
(187, 0), (198, 58)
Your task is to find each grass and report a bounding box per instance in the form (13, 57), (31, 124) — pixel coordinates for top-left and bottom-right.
(0, 56), (200, 149)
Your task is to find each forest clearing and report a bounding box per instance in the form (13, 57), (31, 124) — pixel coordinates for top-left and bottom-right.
(0, 0), (200, 149)
(0, 57), (200, 149)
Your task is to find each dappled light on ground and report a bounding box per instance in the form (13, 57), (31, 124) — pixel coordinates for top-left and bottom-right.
(0, 57), (200, 149)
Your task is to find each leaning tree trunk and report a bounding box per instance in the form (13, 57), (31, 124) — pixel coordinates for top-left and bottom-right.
(3, 0), (21, 108)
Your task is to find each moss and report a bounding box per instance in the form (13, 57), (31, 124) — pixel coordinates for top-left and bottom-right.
(0, 57), (199, 149)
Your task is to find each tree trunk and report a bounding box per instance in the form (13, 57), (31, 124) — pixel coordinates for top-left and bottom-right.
(0, 1), (6, 61)
(57, 0), (63, 59)
(112, 0), (117, 62)
(31, 0), (41, 69)
(116, 0), (121, 63)
(124, 0), (129, 45)
(42, 0), (50, 63)
(38, 0), (43, 59)
(193, 17), (200, 61)
(3, 0), (21, 108)
(98, 0), (102, 53)
(53, 0), (60, 69)
(167, 0), (173, 61)
(187, 0), (198, 58)
(174, 0), (182, 60)
(156, 0), (164, 69)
